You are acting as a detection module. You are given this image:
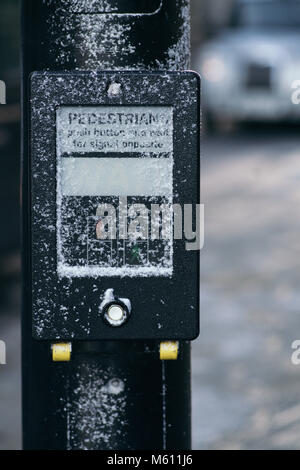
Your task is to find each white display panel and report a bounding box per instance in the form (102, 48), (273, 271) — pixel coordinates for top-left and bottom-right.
(60, 157), (173, 197)
(56, 106), (174, 278)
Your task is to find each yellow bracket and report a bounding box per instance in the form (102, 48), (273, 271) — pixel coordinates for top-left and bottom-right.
(52, 343), (72, 362)
(160, 341), (179, 360)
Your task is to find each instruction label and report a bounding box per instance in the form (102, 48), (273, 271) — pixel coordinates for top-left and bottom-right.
(57, 106), (173, 155)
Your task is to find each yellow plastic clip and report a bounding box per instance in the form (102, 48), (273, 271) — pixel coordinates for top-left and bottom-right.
(160, 341), (179, 360)
(52, 343), (72, 362)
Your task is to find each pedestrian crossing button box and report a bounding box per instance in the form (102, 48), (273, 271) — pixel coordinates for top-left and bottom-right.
(30, 71), (200, 341)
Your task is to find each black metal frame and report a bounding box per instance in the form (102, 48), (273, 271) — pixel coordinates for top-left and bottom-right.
(22, 0), (195, 450)
(30, 71), (200, 341)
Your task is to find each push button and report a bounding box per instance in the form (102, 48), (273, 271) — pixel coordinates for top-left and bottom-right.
(106, 304), (127, 326)
(100, 289), (131, 327)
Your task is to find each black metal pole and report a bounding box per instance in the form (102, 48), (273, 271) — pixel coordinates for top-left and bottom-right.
(22, 0), (192, 450)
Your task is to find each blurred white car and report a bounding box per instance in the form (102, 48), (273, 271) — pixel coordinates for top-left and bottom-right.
(196, 0), (300, 124)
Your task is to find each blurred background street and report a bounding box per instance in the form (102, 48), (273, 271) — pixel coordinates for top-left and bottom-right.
(193, 126), (300, 449)
(2, 0), (300, 450)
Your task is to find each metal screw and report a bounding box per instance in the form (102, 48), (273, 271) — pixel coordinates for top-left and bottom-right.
(107, 82), (122, 97)
(106, 378), (125, 395)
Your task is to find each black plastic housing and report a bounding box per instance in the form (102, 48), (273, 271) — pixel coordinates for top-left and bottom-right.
(30, 70), (200, 341)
